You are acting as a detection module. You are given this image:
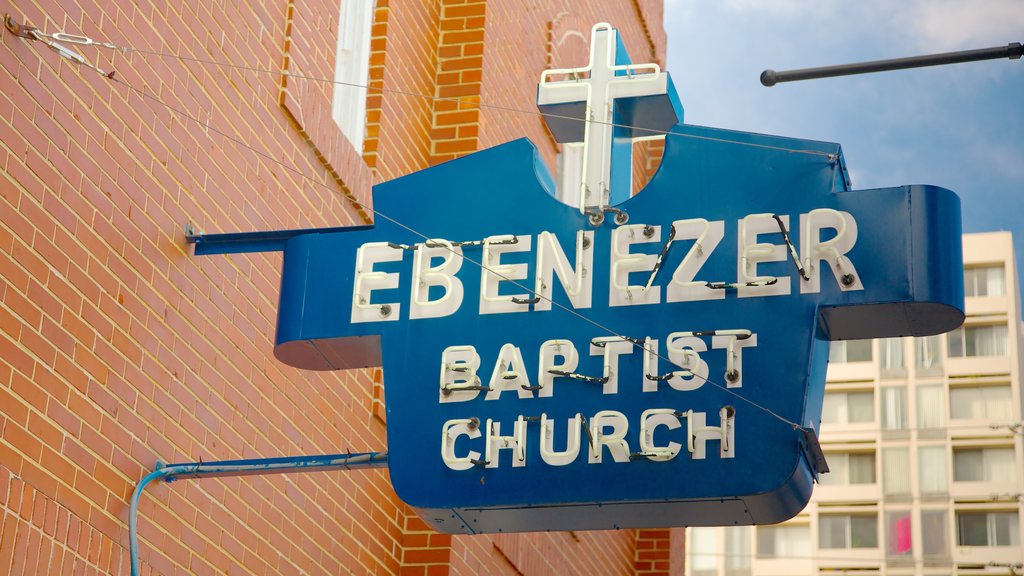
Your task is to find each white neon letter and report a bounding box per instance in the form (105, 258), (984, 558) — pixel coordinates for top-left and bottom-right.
(589, 337), (635, 394)
(588, 410), (631, 463)
(639, 408), (682, 461)
(535, 231), (593, 311)
(537, 339), (578, 398)
(480, 235), (532, 314)
(642, 337), (661, 393)
(351, 242), (402, 323)
(441, 418), (482, 471)
(485, 417), (527, 468)
(664, 332), (709, 391)
(485, 343), (534, 400)
(410, 239), (464, 319)
(610, 224), (661, 307)
(737, 213), (790, 298)
(540, 413), (583, 466)
(711, 331), (757, 389)
(667, 219), (725, 302)
(439, 345), (482, 403)
(800, 208), (863, 293)
(683, 406), (736, 460)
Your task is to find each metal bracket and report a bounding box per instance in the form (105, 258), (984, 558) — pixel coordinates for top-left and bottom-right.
(4, 14), (37, 38)
(799, 428), (829, 482)
(183, 223), (373, 255)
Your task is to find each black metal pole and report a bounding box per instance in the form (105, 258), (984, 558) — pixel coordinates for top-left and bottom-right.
(761, 42), (1022, 87)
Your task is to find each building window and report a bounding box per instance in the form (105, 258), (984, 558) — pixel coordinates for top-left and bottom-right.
(757, 524), (810, 558)
(820, 452), (876, 486)
(950, 385), (1013, 420)
(918, 446), (947, 494)
(332, 0), (375, 152)
(921, 510), (948, 557)
(724, 526), (750, 576)
(964, 265), (1005, 297)
(914, 335), (943, 376)
(819, 514), (878, 549)
(881, 386), (907, 430)
(957, 511), (1019, 546)
(821, 391), (874, 425)
(690, 527), (717, 576)
(948, 324), (1008, 358)
(886, 511), (912, 556)
(953, 447), (1016, 482)
(879, 337), (905, 376)
(829, 339), (872, 363)
(916, 384), (945, 429)
(883, 448), (910, 496)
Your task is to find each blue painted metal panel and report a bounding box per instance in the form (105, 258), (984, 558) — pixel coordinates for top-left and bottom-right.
(189, 225), (373, 256)
(161, 452), (388, 481)
(265, 123), (963, 533)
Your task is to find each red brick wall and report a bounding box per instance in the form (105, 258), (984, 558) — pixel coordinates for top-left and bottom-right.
(0, 1), (680, 574)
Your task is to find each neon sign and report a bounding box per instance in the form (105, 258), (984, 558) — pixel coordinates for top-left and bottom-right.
(194, 24), (964, 533)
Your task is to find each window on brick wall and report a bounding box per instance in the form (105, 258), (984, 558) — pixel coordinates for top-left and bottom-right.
(953, 447), (1016, 482)
(829, 339), (872, 363)
(333, 0), (375, 152)
(819, 514), (878, 549)
(957, 511), (1019, 546)
(948, 324), (1008, 357)
(821, 390), (874, 425)
(964, 265), (1005, 297)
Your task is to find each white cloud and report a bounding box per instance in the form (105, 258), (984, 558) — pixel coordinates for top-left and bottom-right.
(897, 0), (1024, 51)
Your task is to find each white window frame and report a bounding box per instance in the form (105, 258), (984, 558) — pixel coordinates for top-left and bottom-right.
(953, 447), (1017, 482)
(956, 510), (1020, 546)
(964, 265), (1006, 297)
(948, 324), (1008, 358)
(332, 0), (375, 153)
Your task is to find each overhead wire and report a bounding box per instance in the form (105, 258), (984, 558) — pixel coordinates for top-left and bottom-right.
(9, 20), (864, 435)
(24, 24), (838, 159)
(105, 66), (806, 433)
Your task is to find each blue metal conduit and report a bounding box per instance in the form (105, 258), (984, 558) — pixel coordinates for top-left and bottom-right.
(129, 451), (388, 576)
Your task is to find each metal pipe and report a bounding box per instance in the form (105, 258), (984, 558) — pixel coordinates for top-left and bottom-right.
(761, 42), (1022, 86)
(129, 452), (388, 576)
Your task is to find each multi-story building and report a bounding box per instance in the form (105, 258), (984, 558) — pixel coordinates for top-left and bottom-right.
(686, 231), (1024, 576)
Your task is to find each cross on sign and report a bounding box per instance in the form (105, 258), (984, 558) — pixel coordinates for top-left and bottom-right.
(537, 23), (682, 212)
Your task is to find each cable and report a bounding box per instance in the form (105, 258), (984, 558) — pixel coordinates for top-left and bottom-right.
(20, 23), (837, 159)
(13, 19), (831, 434)
(110, 72), (808, 432)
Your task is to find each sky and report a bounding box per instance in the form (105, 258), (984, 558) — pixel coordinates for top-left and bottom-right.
(661, 0), (1024, 300)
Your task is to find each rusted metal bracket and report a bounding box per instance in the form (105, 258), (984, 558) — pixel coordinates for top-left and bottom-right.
(5, 14), (38, 39)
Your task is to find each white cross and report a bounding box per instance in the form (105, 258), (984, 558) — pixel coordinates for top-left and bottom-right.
(538, 23), (670, 215)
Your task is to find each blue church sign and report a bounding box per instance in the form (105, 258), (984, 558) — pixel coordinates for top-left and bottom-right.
(192, 25), (964, 533)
